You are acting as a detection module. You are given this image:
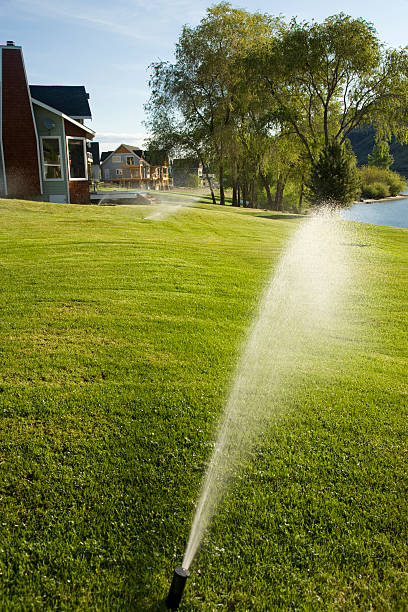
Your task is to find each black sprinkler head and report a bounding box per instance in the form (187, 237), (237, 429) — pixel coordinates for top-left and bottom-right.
(166, 566), (190, 610)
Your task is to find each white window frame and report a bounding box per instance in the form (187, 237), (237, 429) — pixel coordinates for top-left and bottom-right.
(40, 135), (64, 181)
(126, 156), (135, 166)
(112, 155), (121, 163)
(116, 169), (123, 176)
(66, 136), (88, 181)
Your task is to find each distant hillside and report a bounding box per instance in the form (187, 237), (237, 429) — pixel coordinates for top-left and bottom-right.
(349, 128), (408, 177)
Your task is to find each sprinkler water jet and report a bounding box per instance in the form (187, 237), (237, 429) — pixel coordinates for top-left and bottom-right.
(166, 566), (190, 610)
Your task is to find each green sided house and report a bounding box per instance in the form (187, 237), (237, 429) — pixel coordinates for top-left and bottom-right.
(0, 41), (95, 204)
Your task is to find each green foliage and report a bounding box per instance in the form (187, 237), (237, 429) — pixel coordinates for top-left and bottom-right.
(368, 141), (394, 169)
(349, 127), (408, 176)
(307, 141), (361, 206)
(362, 181), (390, 199)
(146, 6), (408, 211)
(388, 173), (406, 196)
(246, 13), (408, 163)
(186, 173), (201, 188)
(359, 165), (407, 198)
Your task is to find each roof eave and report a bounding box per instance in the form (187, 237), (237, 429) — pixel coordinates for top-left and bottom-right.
(31, 98), (95, 137)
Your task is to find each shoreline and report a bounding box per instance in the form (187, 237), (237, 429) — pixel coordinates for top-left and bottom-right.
(354, 194), (407, 204)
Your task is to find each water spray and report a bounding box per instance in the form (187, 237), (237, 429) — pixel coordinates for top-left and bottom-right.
(166, 566), (190, 610)
(163, 210), (358, 606)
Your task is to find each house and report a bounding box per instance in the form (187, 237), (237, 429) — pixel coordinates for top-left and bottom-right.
(0, 41), (95, 204)
(144, 149), (171, 189)
(100, 144), (170, 189)
(172, 158), (203, 187)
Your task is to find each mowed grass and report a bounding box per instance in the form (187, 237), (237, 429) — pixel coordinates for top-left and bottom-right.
(0, 197), (406, 611)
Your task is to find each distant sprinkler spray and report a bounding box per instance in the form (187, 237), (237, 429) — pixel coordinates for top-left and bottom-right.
(166, 566), (190, 610)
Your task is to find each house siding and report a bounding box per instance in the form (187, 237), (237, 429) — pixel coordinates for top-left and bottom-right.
(0, 50), (6, 196)
(32, 105), (69, 203)
(101, 152), (147, 181)
(69, 180), (90, 204)
(1, 46), (41, 198)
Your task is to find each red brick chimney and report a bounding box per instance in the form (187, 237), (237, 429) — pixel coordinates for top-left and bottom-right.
(1, 42), (42, 198)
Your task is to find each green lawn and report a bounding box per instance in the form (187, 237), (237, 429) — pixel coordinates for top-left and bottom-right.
(0, 197), (406, 610)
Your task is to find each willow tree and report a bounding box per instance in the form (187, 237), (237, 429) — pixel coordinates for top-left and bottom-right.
(246, 13), (408, 203)
(145, 2), (277, 205)
(249, 14), (408, 159)
(368, 141), (394, 169)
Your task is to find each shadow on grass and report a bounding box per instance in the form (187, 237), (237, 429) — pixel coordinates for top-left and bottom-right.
(253, 213), (306, 221)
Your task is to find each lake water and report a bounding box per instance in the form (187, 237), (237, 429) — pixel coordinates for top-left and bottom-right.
(341, 197), (408, 228)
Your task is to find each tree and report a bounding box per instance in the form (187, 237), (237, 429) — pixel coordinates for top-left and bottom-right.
(247, 14), (408, 164)
(307, 140), (361, 206)
(145, 3), (276, 205)
(368, 141), (394, 169)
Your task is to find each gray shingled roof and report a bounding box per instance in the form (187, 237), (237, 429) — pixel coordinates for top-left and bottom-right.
(100, 151), (113, 163)
(29, 85), (92, 119)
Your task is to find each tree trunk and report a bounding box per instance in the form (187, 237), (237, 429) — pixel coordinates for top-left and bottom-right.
(232, 182), (238, 206)
(260, 172), (273, 209)
(298, 180), (304, 214)
(219, 163), (225, 205)
(242, 183), (248, 208)
(208, 179), (217, 205)
(197, 153), (216, 205)
(237, 185), (241, 207)
(274, 174), (285, 211)
(250, 179), (256, 208)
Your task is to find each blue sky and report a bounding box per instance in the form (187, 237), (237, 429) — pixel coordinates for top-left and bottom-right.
(2, 0), (408, 152)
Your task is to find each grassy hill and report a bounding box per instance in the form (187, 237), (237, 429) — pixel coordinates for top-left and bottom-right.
(0, 197), (407, 610)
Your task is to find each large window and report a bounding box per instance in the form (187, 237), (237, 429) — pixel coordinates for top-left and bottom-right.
(126, 156), (135, 166)
(41, 137), (62, 180)
(67, 138), (87, 180)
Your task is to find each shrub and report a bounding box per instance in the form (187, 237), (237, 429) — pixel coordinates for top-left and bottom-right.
(387, 173), (406, 196)
(186, 173), (201, 188)
(359, 166), (406, 199)
(362, 182), (390, 199)
(307, 141), (361, 206)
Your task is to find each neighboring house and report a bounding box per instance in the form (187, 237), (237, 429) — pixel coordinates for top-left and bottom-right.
(100, 144), (170, 189)
(144, 149), (171, 189)
(172, 158), (203, 187)
(0, 41), (95, 204)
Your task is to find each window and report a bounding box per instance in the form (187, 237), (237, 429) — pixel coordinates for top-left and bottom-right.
(112, 155), (121, 163)
(67, 138), (87, 180)
(41, 137), (62, 180)
(126, 156), (135, 166)
(116, 169), (123, 176)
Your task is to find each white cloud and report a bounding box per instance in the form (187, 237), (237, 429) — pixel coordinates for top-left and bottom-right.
(11, 0), (160, 41)
(11, 0), (208, 42)
(96, 131), (149, 152)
